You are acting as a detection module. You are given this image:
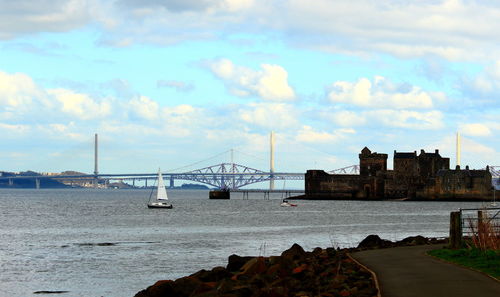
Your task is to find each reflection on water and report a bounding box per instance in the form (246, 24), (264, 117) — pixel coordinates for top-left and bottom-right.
(0, 189), (490, 297)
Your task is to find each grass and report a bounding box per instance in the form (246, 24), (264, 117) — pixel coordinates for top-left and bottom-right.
(428, 248), (500, 279)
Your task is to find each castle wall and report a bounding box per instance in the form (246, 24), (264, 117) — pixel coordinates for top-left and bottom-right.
(417, 167), (493, 200)
(303, 147), (493, 201)
(305, 170), (382, 199)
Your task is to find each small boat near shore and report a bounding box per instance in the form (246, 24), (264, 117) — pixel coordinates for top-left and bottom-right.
(280, 199), (297, 207)
(147, 169), (173, 209)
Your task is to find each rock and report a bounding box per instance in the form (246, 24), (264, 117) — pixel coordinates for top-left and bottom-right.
(228, 285), (254, 297)
(399, 235), (429, 246)
(190, 266), (231, 282)
(134, 280), (175, 297)
(226, 254), (254, 272)
(233, 257), (267, 280)
(357, 235), (393, 249)
(280, 243), (306, 260)
(172, 276), (203, 297)
(135, 243), (379, 297)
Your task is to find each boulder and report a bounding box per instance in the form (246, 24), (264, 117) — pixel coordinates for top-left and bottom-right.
(280, 243), (306, 260)
(134, 280), (175, 297)
(399, 235), (429, 246)
(357, 235), (393, 249)
(190, 266), (231, 282)
(226, 254), (254, 272)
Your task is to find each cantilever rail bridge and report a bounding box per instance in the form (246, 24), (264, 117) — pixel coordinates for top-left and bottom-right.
(0, 162), (305, 190)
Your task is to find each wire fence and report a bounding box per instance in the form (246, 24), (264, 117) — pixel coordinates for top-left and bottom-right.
(460, 207), (500, 236)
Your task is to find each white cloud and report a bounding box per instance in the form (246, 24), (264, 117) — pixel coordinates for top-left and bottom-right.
(128, 95), (159, 121)
(327, 76), (434, 109)
(160, 104), (202, 137)
(295, 125), (355, 143)
(48, 88), (112, 120)
(0, 71), (42, 110)
(209, 59), (295, 101)
(430, 134), (499, 168)
(0, 123), (30, 133)
(459, 123), (492, 137)
(368, 109), (444, 130)
(254, 64), (295, 101)
(3, 0), (500, 62)
(238, 102), (298, 129)
(461, 60), (500, 100)
(325, 108), (444, 130)
(221, 0), (254, 12)
(329, 110), (367, 127)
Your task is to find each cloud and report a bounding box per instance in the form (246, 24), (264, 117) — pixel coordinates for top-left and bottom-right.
(0, 0), (94, 40)
(295, 126), (355, 143)
(460, 60), (500, 102)
(157, 80), (194, 92)
(116, 0), (254, 13)
(48, 88), (112, 120)
(160, 104), (203, 137)
(371, 110), (443, 130)
(430, 134), (499, 168)
(100, 0), (500, 61)
(209, 59), (295, 101)
(128, 95), (159, 121)
(238, 102), (298, 129)
(324, 108), (444, 130)
(328, 110), (367, 127)
(3, 0), (500, 62)
(327, 76), (434, 109)
(282, 0), (500, 61)
(0, 70), (44, 109)
(0, 123), (30, 134)
(459, 123), (492, 137)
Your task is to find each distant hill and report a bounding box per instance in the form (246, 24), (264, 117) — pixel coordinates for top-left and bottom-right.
(0, 171), (70, 188)
(179, 183), (210, 190)
(59, 171), (88, 176)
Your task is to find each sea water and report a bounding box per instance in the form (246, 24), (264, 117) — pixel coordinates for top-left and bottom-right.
(0, 189), (490, 297)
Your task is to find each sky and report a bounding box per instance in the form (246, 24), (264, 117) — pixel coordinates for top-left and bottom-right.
(0, 0), (499, 179)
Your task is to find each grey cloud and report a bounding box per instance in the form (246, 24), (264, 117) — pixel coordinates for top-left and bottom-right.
(0, 0), (92, 40)
(116, 0), (213, 12)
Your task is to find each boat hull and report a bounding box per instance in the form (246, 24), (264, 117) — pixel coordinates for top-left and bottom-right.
(147, 203), (173, 209)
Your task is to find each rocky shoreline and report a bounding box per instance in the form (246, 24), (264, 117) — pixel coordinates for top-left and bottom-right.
(135, 235), (447, 297)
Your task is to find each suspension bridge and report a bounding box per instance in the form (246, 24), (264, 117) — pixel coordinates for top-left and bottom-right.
(0, 133), (313, 190)
(0, 133), (498, 190)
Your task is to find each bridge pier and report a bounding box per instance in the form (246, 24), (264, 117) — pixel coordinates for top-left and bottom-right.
(8, 178), (13, 186)
(35, 178), (40, 189)
(170, 177), (174, 188)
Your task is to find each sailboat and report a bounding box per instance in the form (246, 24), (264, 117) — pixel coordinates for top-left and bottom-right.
(279, 180), (297, 207)
(147, 169), (173, 209)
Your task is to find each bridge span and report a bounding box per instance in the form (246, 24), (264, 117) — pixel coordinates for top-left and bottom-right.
(0, 162), (305, 190)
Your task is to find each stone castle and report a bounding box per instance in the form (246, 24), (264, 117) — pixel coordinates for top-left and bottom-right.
(304, 147), (493, 201)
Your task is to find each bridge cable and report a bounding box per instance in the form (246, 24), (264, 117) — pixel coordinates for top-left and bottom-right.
(166, 150), (231, 172)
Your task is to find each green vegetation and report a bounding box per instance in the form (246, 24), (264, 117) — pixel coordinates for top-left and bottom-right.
(428, 248), (500, 279)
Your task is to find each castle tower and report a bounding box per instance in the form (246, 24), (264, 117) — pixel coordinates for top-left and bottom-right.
(359, 147), (388, 177)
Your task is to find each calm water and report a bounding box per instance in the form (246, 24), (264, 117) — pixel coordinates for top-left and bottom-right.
(0, 188), (491, 297)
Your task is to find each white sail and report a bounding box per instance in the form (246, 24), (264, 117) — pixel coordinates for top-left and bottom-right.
(156, 169), (169, 200)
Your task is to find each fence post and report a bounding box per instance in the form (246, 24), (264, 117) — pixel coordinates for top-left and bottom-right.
(449, 211), (462, 249)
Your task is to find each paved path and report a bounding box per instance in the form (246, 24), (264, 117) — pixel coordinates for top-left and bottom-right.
(351, 244), (500, 297)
